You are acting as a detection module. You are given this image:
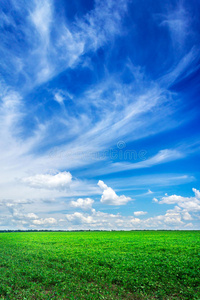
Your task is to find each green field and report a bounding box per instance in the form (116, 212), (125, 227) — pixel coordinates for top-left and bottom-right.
(0, 231), (200, 299)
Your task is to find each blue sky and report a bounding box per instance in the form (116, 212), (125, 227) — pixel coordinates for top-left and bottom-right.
(0, 0), (200, 230)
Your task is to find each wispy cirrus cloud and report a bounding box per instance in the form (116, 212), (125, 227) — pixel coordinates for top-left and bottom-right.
(89, 148), (184, 176)
(0, 0), (129, 90)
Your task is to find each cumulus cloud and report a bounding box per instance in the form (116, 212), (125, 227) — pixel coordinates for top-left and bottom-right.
(98, 180), (131, 205)
(66, 212), (94, 225)
(134, 211), (147, 216)
(151, 189), (200, 226)
(22, 172), (72, 190)
(65, 209), (122, 227)
(0, 197), (60, 228)
(192, 188), (200, 199)
(0, 196), (198, 230)
(164, 207), (183, 225)
(159, 188), (200, 212)
(64, 205), (194, 230)
(33, 217), (57, 225)
(131, 218), (141, 224)
(26, 213), (39, 219)
(182, 210), (193, 221)
(143, 206), (184, 227)
(70, 198), (94, 210)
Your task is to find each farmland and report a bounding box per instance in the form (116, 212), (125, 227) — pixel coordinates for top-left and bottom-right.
(0, 231), (199, 299)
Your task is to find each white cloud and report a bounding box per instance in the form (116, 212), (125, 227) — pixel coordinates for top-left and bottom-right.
(54, 92), (64, 104)
(164, 206), (183, 225)
(64, 205), (195, 230)
(65, 209), (122, 228)
(12, 0), (128, 88)
(0, 196), (198, 230)
(0, 89), (23, 147)
(0, 199), (33, 206)
(33, 217), (57, 225)
(70, 198), (94, 211)
(66, 212), (94, 225)
(147, 189), (153, 194)
(98, 180), (131, 205)
(0, 0), (130, 95)
(159, 3), (191, 50)
(99, 175), (194, 192)
(153, 197), (158, 203)
(131, 218), (141, 224)
(22, 172), (72, 190)
(192, 188), (200, 199)
(182, 210), (193, 221)
(159, 188), (200, 212)
(76, 0), (128, 51)
(184, 223), (193, 228)
(112, 149), (184, 172)
(27, 213), (39, 219)
(143, 207), (184, 227)
(92, 148), (186, 177)
(151, 189), (200, 226)
(30, 0), (52, 41)
(53, 90), (73, 104)
(29, 0), (54, 85)
(134, 211), (147, 216)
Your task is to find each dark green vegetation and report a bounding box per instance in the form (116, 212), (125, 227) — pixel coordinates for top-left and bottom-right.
(0, 231), (199, 299)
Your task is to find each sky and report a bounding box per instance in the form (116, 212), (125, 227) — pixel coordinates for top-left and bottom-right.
(0, 0), (200, 230)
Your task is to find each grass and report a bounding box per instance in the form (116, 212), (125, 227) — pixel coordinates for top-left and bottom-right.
(0, 231), (199, 299)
